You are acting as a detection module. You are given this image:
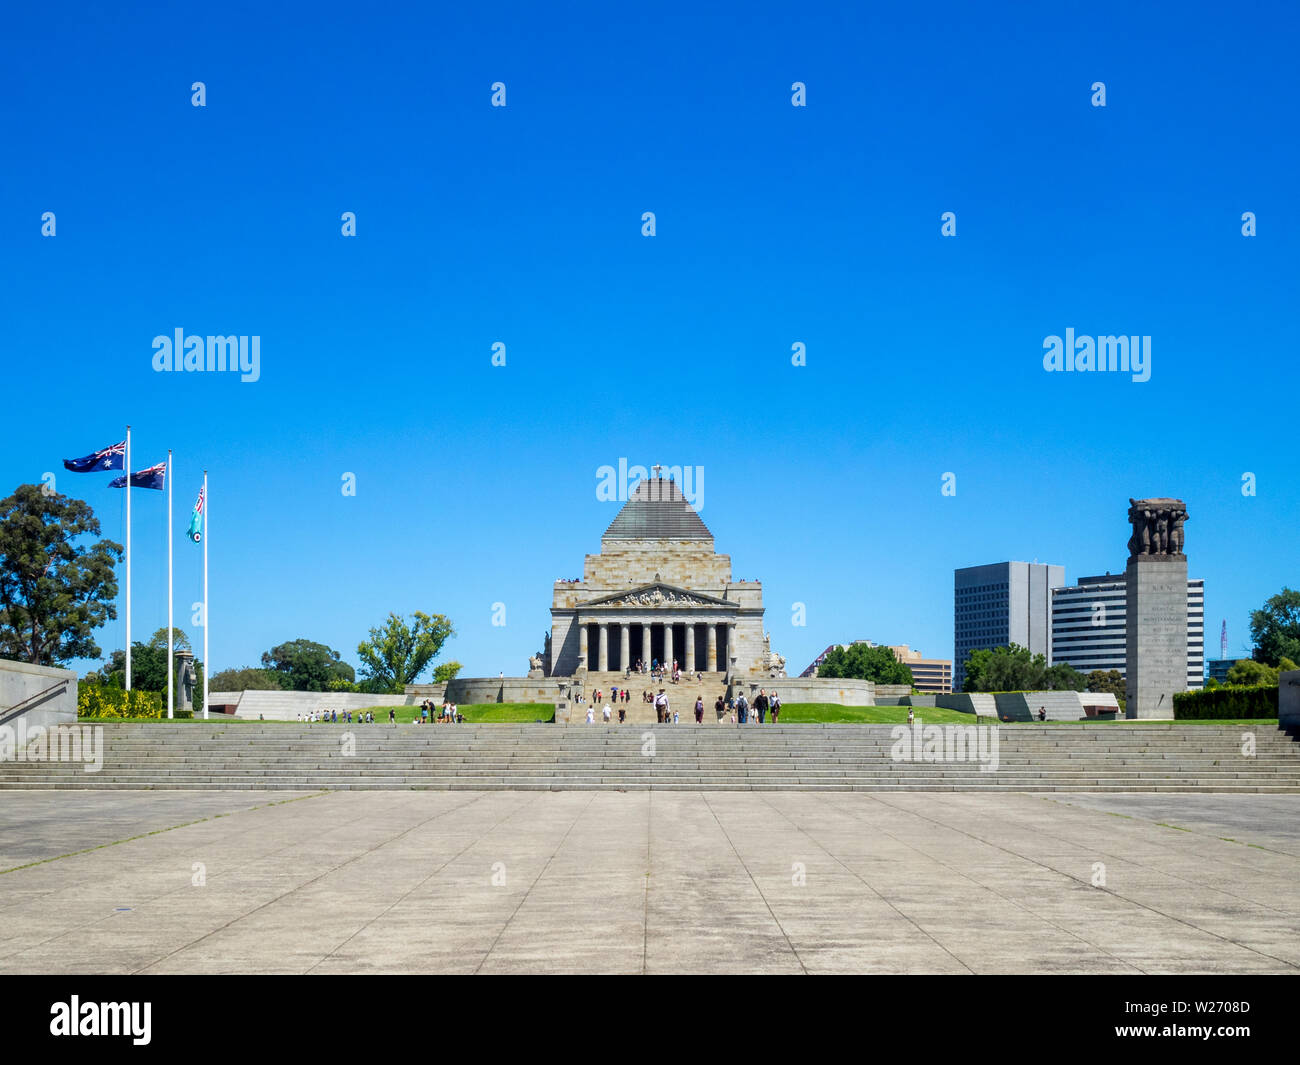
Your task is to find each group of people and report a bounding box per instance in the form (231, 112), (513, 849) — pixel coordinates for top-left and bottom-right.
(298, 709), (385, 724)
(718, 688), (781, 725)
(628, 658), (703, 684)
(418, 699), (464, 724)
(581, 688), (783, 725)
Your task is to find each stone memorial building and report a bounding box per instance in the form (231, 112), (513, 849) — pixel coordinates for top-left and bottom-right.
(546, 476), (771, 679)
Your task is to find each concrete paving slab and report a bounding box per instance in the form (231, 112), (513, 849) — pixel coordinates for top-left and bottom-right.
(0, 790), (1297, 973)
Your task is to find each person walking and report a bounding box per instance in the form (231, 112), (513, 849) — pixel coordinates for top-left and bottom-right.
(755, 689), (769, 724)
(736, 692), (749, 725)
(769, 691), (781, 724)
(714, 694), (725, 722)
(694, 696), (704, 724)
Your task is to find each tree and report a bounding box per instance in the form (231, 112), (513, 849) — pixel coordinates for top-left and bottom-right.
(816, 643), (913, 685)
(433, 660), (463, 684)
(260, 639), (355, 691)
(1086, 669), (1126, 698)
(87, 627), (206, 712)
(1250, 588), (1300, 666)
(1227, 659), (1277, 687)
(0, 484), (122, 666)
(147, 626), (190, 652)
(1044, 662), (1086, 691)
(92, 628), (195, 691)
(961, 643), (1083, 692)
(1226, 656), (1297, 688)
(357, 612), (455, 692)
(207, 666), (286, 692)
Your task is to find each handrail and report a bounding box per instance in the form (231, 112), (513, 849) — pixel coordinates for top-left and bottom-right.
(0, 678), (72, 727)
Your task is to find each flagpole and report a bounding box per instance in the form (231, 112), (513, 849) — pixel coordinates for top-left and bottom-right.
(202, 469), (208, 720)
(125, 425), (132, 692)
(167, 449), (173, 720)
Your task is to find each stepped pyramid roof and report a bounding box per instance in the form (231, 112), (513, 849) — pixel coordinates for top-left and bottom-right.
(603, 477), (713, 541)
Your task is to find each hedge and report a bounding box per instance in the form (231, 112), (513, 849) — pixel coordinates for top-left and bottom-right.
(1172, 685), (1278, 720)
(78, 684), (191, 719)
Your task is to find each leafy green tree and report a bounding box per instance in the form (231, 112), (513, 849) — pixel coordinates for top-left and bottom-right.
(147, 626), (190, 652)
(88, 627), (206, 712)
(93, 628), (195, 691)
(1250, 588), (1300, 666)
(1226, 659), (1277, 687)
(1086, 669), (1126, 698)
(1085, 667), (1126, 708)
(816, 643), (913, 685)
(357, 612), (455, 692)
(260, 638), (355, 691)
(207, 666), (286, 691)
(1044, 662), (1086, 691)
(0, 484), (122, 666)
(1226, 656), (1298, 688)
(961, 644), (1082, 692)
(433, 660), (463, 684)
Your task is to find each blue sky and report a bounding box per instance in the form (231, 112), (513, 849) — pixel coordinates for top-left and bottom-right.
(2, 0), (1295, 681)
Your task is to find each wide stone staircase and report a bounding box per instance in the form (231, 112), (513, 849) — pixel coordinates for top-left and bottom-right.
(577, 671), (732, 724)
(1, 721), (1298, 791)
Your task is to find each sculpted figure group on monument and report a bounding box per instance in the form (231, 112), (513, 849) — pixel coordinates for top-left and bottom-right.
(1126, 497), (1188, 559)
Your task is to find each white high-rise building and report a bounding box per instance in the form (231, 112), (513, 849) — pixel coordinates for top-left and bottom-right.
(1051, 574), (1203, 690)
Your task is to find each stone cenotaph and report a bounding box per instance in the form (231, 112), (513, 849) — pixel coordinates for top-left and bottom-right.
(1124, 498), (1189, 720)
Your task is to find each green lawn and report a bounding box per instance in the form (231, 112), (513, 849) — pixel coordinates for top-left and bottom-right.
(370, 703), (555, 724)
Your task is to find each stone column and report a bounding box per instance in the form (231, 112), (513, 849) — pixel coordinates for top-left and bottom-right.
(578, 618), (588, 669)
(641, 622), (651, 670)
(707, 623), (718, 671)
(620, 624), (630, 672)
(664, 621), (674, 670)
(685, 623), (695, 673)
(1124, 498), (1189, 720)
(727, 623), (738, 677)
(598, 623), (609, 671)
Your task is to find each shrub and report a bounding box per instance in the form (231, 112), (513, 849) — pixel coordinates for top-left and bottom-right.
(1172, 685), (1278, 720)
(79, 682), (167, 719)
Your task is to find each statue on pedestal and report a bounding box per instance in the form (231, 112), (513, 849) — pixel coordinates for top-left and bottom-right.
(1127, 498), (1188, 561)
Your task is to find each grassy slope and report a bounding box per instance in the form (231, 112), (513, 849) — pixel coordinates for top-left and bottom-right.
(373, 703), (555, 724)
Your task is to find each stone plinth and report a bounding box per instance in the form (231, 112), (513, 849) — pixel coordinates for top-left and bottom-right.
(1280, 669), (1300, 730)
(1125, 555), (1188, 719)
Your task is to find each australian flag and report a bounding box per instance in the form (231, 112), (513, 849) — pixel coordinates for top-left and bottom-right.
(109, 462), (167, 491)
(62, 440), (125, 473)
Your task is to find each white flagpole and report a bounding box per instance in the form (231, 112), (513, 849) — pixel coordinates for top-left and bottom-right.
(202, 470), (208, 720)
(167, 449), (173, 720)
(125, 425), (132, 692)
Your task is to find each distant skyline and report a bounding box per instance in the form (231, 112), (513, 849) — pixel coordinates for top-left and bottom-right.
(2, 0), (1294, 682)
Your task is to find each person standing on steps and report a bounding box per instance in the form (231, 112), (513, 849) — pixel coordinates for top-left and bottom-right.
(736, 691), (749, 725)
(715, 694), (725, 722)
(695, 695), (704, 724)
(755, 689), (769, 724)
(389, 707), (396, 724)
